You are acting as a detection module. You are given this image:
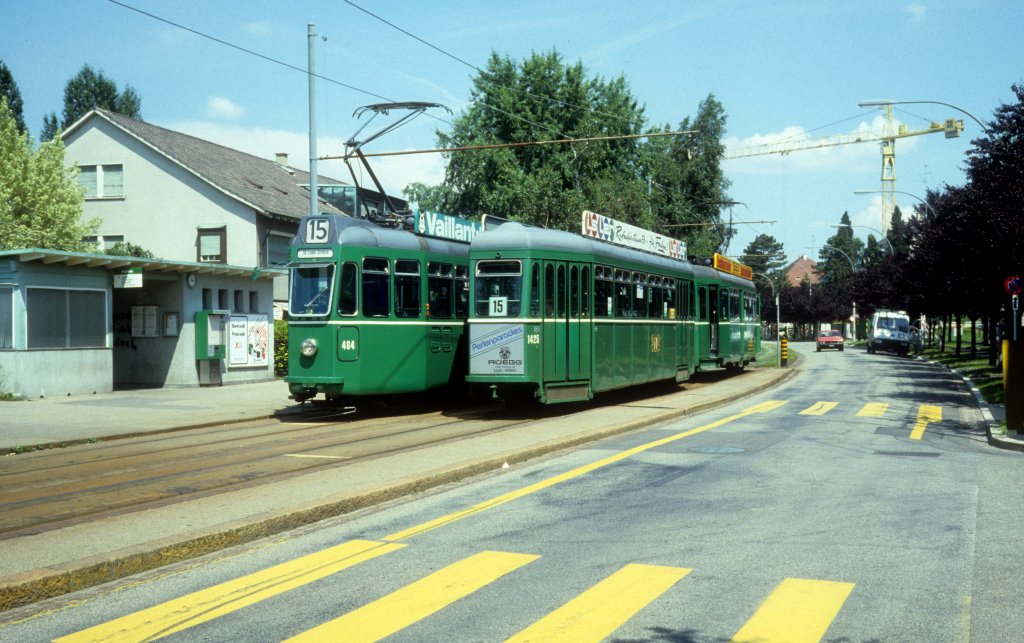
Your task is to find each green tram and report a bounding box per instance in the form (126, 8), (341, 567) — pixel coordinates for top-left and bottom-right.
(285, 213), (474, 404)
(466, 220), (760, 404)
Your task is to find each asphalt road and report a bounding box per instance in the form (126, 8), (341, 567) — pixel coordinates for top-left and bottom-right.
(4, 346), (1022, 642)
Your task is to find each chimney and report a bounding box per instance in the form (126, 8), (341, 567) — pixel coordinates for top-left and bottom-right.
(275, 152), (288, 168)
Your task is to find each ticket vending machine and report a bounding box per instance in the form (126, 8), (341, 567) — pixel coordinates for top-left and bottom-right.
(195, 310), (228, 385)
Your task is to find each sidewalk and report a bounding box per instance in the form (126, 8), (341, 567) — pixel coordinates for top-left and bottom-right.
(0, 380), (300, 452)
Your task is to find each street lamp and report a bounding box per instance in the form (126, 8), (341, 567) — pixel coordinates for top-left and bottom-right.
(753, 272), (781, 368)
(858, 99), (989, 133)
(831, 222), (894, 254)
(820, 244), (858, 340)
(853, 188), (936, 218)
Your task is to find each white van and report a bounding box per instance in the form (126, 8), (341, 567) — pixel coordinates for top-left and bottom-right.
(867, 310), (911, 356)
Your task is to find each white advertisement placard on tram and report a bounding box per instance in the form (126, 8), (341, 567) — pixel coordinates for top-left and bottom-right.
(469, 323), (525, 375)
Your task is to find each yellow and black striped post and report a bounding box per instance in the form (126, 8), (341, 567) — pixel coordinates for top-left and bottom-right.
(780, 336), (789, 367)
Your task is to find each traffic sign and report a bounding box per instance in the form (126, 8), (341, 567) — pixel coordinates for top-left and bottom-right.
(1005, 275), (1023, 296)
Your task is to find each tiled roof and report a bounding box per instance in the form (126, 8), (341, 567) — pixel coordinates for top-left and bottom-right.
(784, 255), (820, 287)
(76, 109), (346, 220)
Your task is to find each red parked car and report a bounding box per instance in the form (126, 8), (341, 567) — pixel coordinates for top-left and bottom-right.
(816, 329), (845, 352)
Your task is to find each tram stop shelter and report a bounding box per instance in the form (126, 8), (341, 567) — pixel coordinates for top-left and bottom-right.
(0, 249), (285, 399)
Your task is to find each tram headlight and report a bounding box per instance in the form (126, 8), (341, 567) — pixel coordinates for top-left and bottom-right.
(300, 338), (318, 357)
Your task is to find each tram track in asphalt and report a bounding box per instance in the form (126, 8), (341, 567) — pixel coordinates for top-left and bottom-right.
(0, 371), (734, 541)
(0, 409), (537, 539)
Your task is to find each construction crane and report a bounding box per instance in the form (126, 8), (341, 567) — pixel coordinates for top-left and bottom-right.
(723, 108), (964, 233)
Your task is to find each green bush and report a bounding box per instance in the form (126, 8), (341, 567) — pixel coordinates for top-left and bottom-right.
(274, 319), (288, 376)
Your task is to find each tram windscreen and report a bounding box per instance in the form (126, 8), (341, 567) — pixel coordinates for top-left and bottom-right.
(289, 263), (335, 316)
(475, 260), (522, 317)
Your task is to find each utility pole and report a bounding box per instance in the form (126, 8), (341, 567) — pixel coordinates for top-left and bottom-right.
(307, 24), (318, 219)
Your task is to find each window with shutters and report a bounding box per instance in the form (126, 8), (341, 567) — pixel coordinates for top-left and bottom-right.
(197, 227), (227, 263)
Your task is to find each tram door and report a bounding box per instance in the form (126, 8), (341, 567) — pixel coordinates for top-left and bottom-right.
(542, 262), (591, 382)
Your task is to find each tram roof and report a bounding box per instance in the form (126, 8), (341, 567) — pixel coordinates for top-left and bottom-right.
(295, 214), (469, 256)
(471, 222), (691, 274)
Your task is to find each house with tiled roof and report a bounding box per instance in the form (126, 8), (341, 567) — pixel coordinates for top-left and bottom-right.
(61, 108), (361, 305)
(783, 255), (820, 287)
(0, 109), (402, 396)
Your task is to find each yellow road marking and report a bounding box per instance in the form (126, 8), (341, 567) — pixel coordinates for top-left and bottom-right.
(384, 400), (788, 542)
(506, 564), (691, 643)
(798, 401), (838, 416)
(286, 551), (538, 642)
(910, 405), (942, 440)
(731, 578), (854, 643)
(56, 539), (405, 643)
(856, 402), (889, 417)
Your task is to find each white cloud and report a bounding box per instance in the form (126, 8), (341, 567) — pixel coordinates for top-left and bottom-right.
(905, 4), (927, 23)
(205, 97), (246, 120)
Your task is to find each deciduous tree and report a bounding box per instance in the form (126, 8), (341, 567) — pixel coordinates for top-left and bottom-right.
(0, 98), (98, 251)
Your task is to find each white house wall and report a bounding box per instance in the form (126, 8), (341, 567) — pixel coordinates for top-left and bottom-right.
(64, 119), (262, 266)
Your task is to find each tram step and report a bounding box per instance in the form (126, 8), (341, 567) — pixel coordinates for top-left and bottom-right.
(543, 383), (591, 403)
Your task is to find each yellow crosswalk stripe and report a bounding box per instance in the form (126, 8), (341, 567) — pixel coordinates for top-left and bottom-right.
(856, 402), (889, 417)
(798, 401), (838, 416)
(384, 400), (788, 542)
(910, 405), (942, 440)
(55, 539), (405, 643)
(286, 550), (539, 642)
(506, 563), (691, 643)
(731, 577), (854, 643)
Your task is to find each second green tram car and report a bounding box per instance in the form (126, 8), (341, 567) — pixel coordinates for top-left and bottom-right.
(466, 221), (760, 403)
(286, 214), (471, 403)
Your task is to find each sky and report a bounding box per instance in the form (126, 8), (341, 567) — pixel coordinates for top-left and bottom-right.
(3, 0), (1021, 265)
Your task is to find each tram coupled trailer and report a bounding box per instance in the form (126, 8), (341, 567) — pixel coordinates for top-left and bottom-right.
(466, 222), (704, 404)
(285, 214), (471, 404)
(691, 261), (762, 370)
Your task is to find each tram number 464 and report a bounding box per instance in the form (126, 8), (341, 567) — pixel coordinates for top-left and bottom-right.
(340, 340), (357, 351)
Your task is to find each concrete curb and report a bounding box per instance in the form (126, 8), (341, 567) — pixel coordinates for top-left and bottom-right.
(0, 365), (799, 613)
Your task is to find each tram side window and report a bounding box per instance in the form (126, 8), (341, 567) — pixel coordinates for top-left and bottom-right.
(394, 259), (421, 318)
(649, 280), (663, 319)
(544, 264), (555, 317)
(581, 266), (590, 318)
(615, 270), (631, 317)
(719, 289), (730, 322)
(569, 266), (579, 318)
(664, 279), (675, 319)
(730, 289), (741, 322)
(743, 292), (754, 321)
(338, 262), (357, 315)
(428, 262), (453, 319)
(594, 268), (612, 317)
(362, 257), (389, 317)
(697, 287), (708, 321)
(557, 265), (567, 318)
(475, 260), (522, 317)
(455, 265), (469, 318)
(529, 263), (540, 317)
(633, 273), (646, 318)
